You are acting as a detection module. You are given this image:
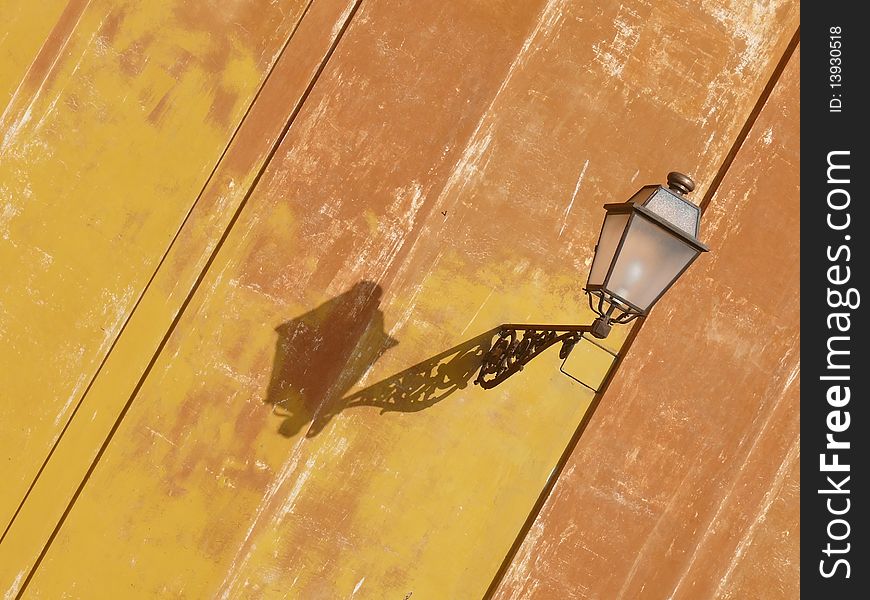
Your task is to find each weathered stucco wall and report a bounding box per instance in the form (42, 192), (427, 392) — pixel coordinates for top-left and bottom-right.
(0, 0), (317, 532)
(2, 0), (799, 597)
(493, 46), (800, 600)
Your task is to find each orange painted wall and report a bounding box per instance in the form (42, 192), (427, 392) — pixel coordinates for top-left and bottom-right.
(2, 1), (799, 597)
(493, 46), (801, 600)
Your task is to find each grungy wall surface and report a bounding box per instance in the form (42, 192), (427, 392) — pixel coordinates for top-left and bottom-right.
(1, 0), (799, 598)
(0, 0), (317, 531)
(493, 46), (801, 600)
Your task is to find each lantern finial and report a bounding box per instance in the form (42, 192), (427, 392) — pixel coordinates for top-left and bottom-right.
(667, 171), (695, 195)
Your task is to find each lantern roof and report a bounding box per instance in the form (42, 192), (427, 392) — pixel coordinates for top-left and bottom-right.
(602, 172), (708, 252)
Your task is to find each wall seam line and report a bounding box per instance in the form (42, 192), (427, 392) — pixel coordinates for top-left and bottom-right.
(0, 0), (317, 546)
(700, 27), (801, 212)
(481, 25), (801, 600)
(13, 1), (366, 595)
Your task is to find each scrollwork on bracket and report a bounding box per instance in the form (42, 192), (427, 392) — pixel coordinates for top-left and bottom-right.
(474, 325), (589, 389)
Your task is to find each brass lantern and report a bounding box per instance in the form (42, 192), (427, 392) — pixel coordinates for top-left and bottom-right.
(585, 172), (709, 338)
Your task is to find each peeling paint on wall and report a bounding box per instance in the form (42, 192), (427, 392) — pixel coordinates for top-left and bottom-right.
(1, 0), (799, 597)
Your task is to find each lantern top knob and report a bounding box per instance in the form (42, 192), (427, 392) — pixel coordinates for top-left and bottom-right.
(667, 171), (695, 195)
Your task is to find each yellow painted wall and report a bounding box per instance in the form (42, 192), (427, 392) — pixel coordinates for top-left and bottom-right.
(0, 1), (70, 109)
(2, 0), (799, 597)
(1, 0), (312, 531)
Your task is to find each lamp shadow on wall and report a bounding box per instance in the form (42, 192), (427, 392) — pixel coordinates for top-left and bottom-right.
(264, 280), (494, 438)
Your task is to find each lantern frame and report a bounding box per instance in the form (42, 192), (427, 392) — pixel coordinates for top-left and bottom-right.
(584, 191), (709, 322)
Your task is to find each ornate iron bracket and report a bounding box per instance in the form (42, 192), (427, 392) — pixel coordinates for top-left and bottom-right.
(474, 323), (595, 389)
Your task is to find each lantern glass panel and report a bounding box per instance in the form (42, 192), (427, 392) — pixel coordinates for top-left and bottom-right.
(588, 212), (629, 286)
(643, 187), (700, 237)
(606, 213), (699, 310)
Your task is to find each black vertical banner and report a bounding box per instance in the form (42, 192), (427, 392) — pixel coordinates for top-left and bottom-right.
(802, 5), (867, 597)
